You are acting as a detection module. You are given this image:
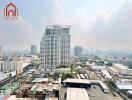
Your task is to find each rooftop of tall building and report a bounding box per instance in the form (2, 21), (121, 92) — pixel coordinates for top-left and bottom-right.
(46, 24), (71, 29)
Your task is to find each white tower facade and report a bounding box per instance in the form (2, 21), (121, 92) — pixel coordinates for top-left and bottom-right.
(40, 25), (71, 70)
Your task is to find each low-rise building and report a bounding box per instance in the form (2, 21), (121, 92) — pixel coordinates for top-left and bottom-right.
(0, 60), (21, 72)
(91, 66), (106, 71)
(113, 64), (132, 75)
(101, 69), (112, 79)
(32, 78), (48, 83)
(63, 78), (91, 88)
(67, 88), (90, 100)
(107, 67), (119, 76)
(116, 83), (132, 90)
(0, 60), (31, 75)
(127, 91), (132, 98)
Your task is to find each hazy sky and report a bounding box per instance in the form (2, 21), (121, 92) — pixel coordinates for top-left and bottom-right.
(0, 0), (132, 51)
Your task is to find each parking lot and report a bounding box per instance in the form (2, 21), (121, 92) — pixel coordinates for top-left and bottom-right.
(87, 85), (123, 100)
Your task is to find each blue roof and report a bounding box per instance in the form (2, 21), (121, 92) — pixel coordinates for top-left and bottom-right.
(116, 83), (132, 90)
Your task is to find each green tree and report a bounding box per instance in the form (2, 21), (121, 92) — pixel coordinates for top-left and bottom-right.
(61, 73), (73, 82)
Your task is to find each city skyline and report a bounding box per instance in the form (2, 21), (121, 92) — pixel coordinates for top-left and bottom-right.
(0, 1), (132, 99)
(0, 0), (132, 51)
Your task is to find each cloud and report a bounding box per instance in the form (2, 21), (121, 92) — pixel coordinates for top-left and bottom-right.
(42, 0), (132, 51)
(0, 0), (132, 51)
(42, 0), (96, 48)
(0, 16), (35, 51)
(89, 0), (132, 50)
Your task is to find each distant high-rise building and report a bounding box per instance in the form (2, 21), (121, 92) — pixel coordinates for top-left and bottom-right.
(40, 25), (71, 70)
(74, 46), (82, 57)
(0, 46), (2, 57)
(31, 45), (37, 55)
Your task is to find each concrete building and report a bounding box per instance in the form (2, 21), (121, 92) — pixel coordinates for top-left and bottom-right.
(116, 83), (132, 90)
(91, 66), (106, 71)
(31, 45), (37, 55)
(101, 69), (112, 79)
(21, 55), (39, 63)
(0, 60), (21, 72)
(63, 78), (91, 88)
(15, 76), (61, 99)
(74, 46), (82, 57)
(0, 60), (29, 75)
(86, 59), (96, 66)
(98, 81), (109, 93)
(107, 67), (119, 76)
(40, 25), (71, 70)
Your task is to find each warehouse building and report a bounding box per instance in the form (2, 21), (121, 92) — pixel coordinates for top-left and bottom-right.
(107, 67), (119, 76)
(101, 69), (112, 80)
(116, 83), (132, 90)
(63, 78), (91, 88)
(91, 66), (105, 71)
(66, 88), (90, 100)
(127, 91), (132, 98)
(113, 64), (132, 75)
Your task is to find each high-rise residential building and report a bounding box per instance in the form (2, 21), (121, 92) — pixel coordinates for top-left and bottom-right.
(40, 25), (71, 70)
(74, 46), (82, 57)
(31, 45), (37, 55)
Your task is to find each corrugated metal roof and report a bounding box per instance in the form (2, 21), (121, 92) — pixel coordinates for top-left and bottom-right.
(116, 83), (132, 90)
(67, 88), (89, 100)
(101, 70), (112, 79)
(99, 81), (109, 90)
(109, 67), (119, 73)
(91, 66), (106, 70)
(32, 78), (48, 83)
(113, 64), (129, 70)
(63, 78), (91, 84)
(128, 91), (132, 95)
